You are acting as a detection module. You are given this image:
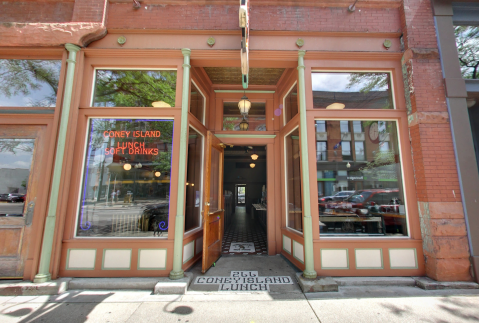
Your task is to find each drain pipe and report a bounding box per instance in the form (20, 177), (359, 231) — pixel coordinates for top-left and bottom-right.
(169, 48), (191, 280)
(297, 50), (317, 279)
(34, 44), (80, 283)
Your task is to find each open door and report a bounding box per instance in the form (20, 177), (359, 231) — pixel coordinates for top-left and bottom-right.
(201, 131), (225, 273)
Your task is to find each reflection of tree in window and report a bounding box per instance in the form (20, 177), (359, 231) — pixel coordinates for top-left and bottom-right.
(454, 26), (479, 79)
(93, 70), (177, 107)
(0, 59), (61, 107)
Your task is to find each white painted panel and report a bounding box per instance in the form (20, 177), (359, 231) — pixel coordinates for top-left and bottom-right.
(138, 249), (166, 269)
(283, 235), (292, 254)
(183, 241), (195, 263)
(321, 249), (348, 269)
(356, 249), (382, 269)
(293, 241), (304, 263)
(390, 249), (417, 268)
(68, 249), (96, 269)
(196, 237), (203, 255)
(103, 249), (131, 269)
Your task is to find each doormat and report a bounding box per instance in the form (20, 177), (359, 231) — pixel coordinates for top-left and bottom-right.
(229, 242), (255, 253)
(194, 271), (293, 292)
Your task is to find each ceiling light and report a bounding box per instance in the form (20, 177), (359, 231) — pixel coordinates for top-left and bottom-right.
(326, 103), (346, 109)
(123, 163), (132, 171)
(238, 95), (251, 115)
(239, 116), (249, 131)
(251, 153), (258, 160)
(250, 163), (255, 168)
(152, 101), (171, 108)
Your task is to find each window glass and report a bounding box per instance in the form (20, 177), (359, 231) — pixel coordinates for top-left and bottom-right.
(0, 139), (35, 216)
(0, 60), (62, 107)
(190, 82), (205, 123)
(454, 26), (479, 79)
(76, 119), (174, 237)
(316, 121), (326, 133)
(209, 148), (220, 212)
(285, 128), (302, 232)
(185, 127), (203, 232)
(93, 70), (177, 107)
(312, 72), (393, 109)
(316, 120), (407, 236)
(353, 121), (363, 133)
(316, 142), (327, 161)
(340, 121), (350, 133)
(223, 102), (266, 131)
(284, 84), (298, 124)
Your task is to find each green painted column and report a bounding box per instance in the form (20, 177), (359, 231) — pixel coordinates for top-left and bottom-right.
(34, 44), (80, 283)
(297, 50), (318, 279)
(169, 48), (191, 280)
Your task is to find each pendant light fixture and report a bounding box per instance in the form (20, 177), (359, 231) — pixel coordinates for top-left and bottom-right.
(239, 116), (249, 131)
(250, 163), (255, 168)
(238, 91), (251, 116)
(251, 147), (258, 160)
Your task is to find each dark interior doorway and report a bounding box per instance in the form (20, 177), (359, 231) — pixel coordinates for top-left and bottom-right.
(222, 145), (267, 255)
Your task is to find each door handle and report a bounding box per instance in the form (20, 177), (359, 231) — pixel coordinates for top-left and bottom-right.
(25, 199), (35, 226)
(209, 209), (224, 215)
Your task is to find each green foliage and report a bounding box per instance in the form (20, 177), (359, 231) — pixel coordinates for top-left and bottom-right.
(359, 150), (398, 180)
(223, 117), (238, 130)
(455, 26), (479, 79)
(346, 73), (392, 109)
(0, 139), (34, 154)
(0, 59), (61, 107)
(93, 70), (177, 107)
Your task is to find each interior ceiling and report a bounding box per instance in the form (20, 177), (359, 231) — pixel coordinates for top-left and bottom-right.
(224, 145), (266, 160)
(203, 67), (285, 85)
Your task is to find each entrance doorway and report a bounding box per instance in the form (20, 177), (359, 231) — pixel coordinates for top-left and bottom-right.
(221, 145), (267, 256)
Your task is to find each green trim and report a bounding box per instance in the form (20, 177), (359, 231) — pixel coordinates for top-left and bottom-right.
(354, 248), (384, 269)
(292, 240), (305, 264)
(320, 248), (349, 269)
(170, 48), (191, 280)
(378, 179), (398, 182)
(389, 248), (418, 269)
(102, 249), (132, 270)
(215, 134), (276, 139)
(34, 44), (81, 284)
(214, 90), (275, 94)
(65, 249), (96, 270)
(317, 178), (336, 181)
(182, 241), (195, 264)
(282, 235), (292, 255)
(297, 50), (317, 279)
(138, 248), (167, 270)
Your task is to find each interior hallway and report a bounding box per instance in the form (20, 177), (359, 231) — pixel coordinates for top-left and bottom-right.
(221, 209), (268, 256)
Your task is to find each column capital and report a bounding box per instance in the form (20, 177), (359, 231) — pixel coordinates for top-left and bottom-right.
(181, 48), (191, 57)
(298, 50), (306, 58)
(65, 43), (81, 53)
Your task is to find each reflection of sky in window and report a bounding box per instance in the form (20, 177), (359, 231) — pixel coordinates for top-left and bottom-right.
(0, 139), (35, 169)
(0, 60), (61, 107)
(312, 73), (388, 92)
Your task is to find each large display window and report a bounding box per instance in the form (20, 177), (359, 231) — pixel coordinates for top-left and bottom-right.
(285, 127), (303, 232)
(76, 118), (174, 238)
(315, 119), (407, 236)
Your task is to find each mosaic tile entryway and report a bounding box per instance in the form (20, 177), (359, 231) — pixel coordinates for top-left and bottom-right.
(222, 212), (267, 255)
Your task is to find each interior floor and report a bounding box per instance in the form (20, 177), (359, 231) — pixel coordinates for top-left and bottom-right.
(222, 211), (267, 256)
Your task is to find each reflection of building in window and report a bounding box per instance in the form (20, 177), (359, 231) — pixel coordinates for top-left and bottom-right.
(316, 142), (327, 161)
(340, 121), (350, 133)
(342, 141), (352, 160)
(222, 102), (266, 131)
(355, 141), (365, 161)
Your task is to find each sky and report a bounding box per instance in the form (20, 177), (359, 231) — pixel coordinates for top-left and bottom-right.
(0, 140), (35, 169)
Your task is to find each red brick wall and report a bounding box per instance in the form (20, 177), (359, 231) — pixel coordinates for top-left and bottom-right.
(401, 0), (472, 281)
(107, 4), (401, 32)
(0, 2), (74, 23)
(72, 0), (107, 23)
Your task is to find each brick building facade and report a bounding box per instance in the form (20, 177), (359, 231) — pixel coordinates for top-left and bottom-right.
(0, 0), (477, 284)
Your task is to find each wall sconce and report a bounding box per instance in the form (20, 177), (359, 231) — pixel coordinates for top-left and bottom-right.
(239, 116), (249, 131)
(238, 95), (251, 115)
(250, 163), (255, 168)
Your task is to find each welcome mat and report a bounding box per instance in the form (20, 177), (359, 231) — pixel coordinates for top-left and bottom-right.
(194, 271), (293, 292)
(229, 242), (255, 253)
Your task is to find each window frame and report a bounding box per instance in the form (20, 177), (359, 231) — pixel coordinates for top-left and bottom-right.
(190, 79), (206, 125)
(73, 116), (176, 239)
(283, 81), (298, 126)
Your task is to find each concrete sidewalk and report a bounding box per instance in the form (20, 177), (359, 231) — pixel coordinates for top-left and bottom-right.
(1, 286), (479, 322)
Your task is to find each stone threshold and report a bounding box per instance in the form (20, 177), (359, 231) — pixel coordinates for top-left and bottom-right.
(0, 273), (193, 296)
(295, 274), (479, 293)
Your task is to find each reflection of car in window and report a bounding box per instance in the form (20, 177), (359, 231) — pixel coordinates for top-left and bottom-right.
(318, 190), (355, 203)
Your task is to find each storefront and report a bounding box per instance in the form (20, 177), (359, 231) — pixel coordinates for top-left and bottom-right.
(3, 0), (475, 283)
